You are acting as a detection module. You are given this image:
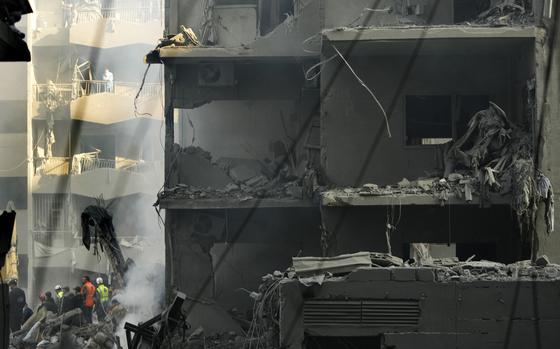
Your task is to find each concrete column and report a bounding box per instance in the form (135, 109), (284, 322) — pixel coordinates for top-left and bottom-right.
(536, 8), (560, 262)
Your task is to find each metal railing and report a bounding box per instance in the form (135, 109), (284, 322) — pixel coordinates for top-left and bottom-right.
(74, 80), (161, 99)
(34, 156), (160, 176)
(33, 83), (74, 104)
(35, 157), (71, 175)
(33, 81), (161, 102)
(33, 194), (73, 232)
(74, 6), (161, 24)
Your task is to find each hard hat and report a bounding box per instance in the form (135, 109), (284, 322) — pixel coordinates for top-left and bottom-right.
(96, 277), (103, 285)
(55, 285), (62, 290)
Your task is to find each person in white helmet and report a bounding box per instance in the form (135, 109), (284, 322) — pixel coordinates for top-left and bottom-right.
(54, 285), (64, 314)
(95, 277), (109, 321)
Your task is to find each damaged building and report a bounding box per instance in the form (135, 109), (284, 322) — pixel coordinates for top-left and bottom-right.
(153, 0), (560, 348)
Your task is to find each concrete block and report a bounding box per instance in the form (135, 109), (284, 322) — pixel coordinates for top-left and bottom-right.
(416, 268), (435, 282)
(347, 267), (391, 281)
(391, 268), (417, 281)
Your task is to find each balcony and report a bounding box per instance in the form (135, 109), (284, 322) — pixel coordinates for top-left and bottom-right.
(31, 83), (73, 119)
(69, 6), (162, 48)
(33, 155), (163, 198)
(70, 80), (163, 123)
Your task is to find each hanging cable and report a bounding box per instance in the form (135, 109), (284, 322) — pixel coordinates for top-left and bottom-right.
(134, 64), (153, 118)
(332, 44), (392, 138)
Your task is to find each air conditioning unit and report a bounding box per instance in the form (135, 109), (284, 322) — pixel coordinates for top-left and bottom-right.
(198, 62), (235, 87)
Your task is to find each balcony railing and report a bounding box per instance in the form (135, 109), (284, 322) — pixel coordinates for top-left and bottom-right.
(33, 83), (74, 104)
(35, 155), (159, 176)
(35, 157), (71, 176)
(74, 80), (162, 99)
(33, 81), (161, 102)
(73, 6), (161, 25)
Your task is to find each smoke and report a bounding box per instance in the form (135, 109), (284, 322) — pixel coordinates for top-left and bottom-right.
(113, 216), (165, 337)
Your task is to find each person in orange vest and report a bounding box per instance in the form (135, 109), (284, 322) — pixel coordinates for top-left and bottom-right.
(80, 275), (96, 323)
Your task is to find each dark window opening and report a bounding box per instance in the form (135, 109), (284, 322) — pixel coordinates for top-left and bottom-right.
(305, 336), (381, 349)
(406, 95), (452, 146)
(456, 243), (496, 261)
(453, 0), (491, 23)
(259, 0), (294, 36)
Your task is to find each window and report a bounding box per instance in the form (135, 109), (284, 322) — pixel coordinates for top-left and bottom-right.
(405, 95), (452, 146)
(453, 0), (491, 23)
(405, 95), (490, 146)
(259, 0), (294, 35)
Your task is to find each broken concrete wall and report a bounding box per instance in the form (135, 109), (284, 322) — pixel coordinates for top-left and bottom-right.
(321, 205), (524, 263)
(181, 100), (299, 161)
(165, 207), (321, 332)
(536, 9), (559, 262)
(171, 0), (321, 53)
(320, 48), (532, 186)
(172, 62), (308, 109)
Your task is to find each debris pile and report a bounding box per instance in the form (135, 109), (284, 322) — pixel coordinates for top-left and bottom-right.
(9, 309), (120, 349)
(160, 145), (320, 202)
(323, 102), (553, 235)
(473, 0), (534, 26)
(427, 257), (560, 282)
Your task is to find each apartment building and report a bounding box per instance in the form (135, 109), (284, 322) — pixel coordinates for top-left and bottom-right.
(26, 0), (164, 301)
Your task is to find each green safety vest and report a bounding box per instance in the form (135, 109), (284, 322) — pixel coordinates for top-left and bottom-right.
(97, 284), (109, 302)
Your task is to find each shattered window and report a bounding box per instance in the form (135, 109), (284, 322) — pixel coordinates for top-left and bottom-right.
(405, 95), (452, 146)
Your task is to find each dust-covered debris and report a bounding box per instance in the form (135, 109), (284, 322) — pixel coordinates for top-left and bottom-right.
(9, 308), (120, 349)
(473, 0), (534, 26)
(160, 145), (321, 202)
(323, 102), (553, 238)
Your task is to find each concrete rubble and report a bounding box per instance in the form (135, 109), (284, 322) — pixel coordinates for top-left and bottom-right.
(160, 145), (321, 202)
(154, 251), (560, 349)
(9, 307), (126, 349)
(322, 102), (554, 234)
(473, 0), (535, 26)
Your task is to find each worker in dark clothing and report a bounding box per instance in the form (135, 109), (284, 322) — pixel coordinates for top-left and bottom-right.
(8, 279), (26, 332)
(22, 303), (33, 323)
(39, 292), (58, 313)
(71, 286), (84, 310)
(60, 286), (75, 314)
(68, 286), (85, 326)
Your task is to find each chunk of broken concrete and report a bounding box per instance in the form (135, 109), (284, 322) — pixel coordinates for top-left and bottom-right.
(229, 165), (259, 183)
(448, 173), (464, 182)
(535, 255), (550, 267)
(398, 178), (411, 188)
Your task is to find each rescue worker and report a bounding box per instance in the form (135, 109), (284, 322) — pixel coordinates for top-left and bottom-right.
(54, 284), (64, 313)
(22, 303), (33, 323)
(95, 277), (108, 321)
(38, 292), (58, 314)
(8, 279), (26, 332)
(61, 286), (75, 314)
(80, 275), (96, 323)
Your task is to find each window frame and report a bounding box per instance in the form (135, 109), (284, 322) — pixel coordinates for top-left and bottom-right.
(403, 93), (493, 149)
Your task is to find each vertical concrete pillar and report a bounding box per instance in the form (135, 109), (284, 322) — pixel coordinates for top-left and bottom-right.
(536, 10), (560, 262)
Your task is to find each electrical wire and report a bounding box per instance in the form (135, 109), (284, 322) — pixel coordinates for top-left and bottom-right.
(0, 131), (45, 173)
(134, 64), (153, 118)
(331, 44), (392, 138)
